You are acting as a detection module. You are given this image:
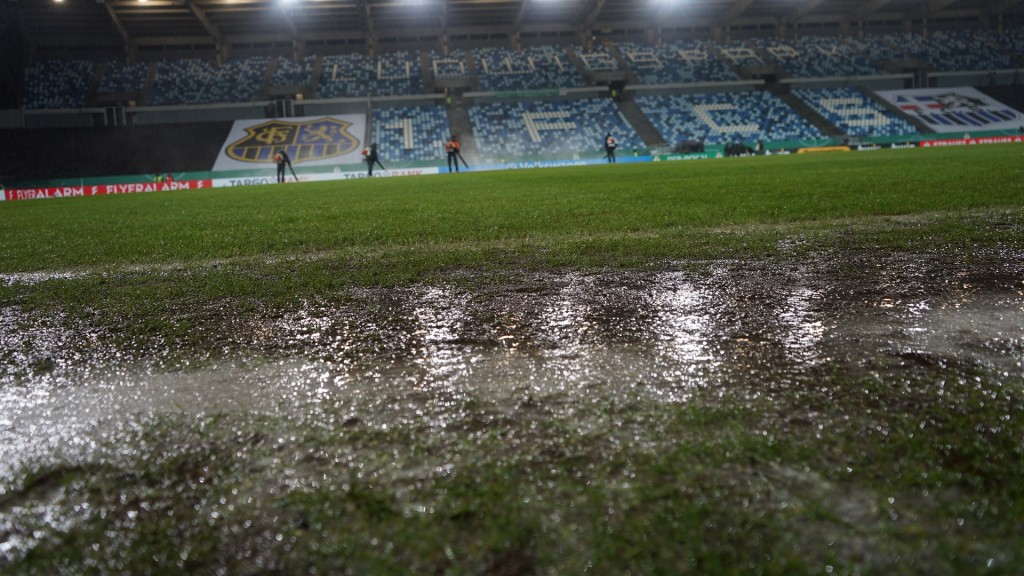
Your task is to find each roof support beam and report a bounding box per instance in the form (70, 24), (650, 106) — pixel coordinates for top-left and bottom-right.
(717, 0), (755, 29)
(580, 0), (609, 33)
(183, 0), (223, 47)
(513, 0), (529, 30)
(440, 0), (449, 48)
(357, 0), (373, 37)
(103, 3), (137, 60)
(357, 0), (376, 55)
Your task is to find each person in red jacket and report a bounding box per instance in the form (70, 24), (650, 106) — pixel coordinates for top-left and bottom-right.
(445, 135), (461, 173)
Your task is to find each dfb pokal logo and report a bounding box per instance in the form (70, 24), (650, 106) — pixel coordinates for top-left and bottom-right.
(226, 117), (360, 165)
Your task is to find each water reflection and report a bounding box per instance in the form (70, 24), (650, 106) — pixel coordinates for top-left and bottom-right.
(2, 254), (1023, 498)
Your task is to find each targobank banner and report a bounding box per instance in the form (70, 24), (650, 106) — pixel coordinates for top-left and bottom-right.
(212, 115), (367, 171)
(875, 87), (1024, 133)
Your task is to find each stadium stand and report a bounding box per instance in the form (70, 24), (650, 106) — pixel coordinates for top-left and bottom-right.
(615, 40), (740, 85)
(992, 27), (1024, 58)
(150, 56), (268, 105)
(370, 104), (450, 162)
(428, 49), (471, 82)
(717, 42), (765, 68)
(376, 51), (424, 95)
(635, 91), (823, 146)
(749, 36), (883, 78)
(98, 60), (148, 95)
(792, 86), (917, 137)
(572, 44), (621, 73)
(841, 35), (903, 68)
(270, 55), (317, 88)
(469, 98), (642, 159)
(318, 53), (373, 98)
(318, 51), (423, 98)
(473, 45), (585, 92)
(23, 59), (95, 109)
(885, 30), (1014, 72)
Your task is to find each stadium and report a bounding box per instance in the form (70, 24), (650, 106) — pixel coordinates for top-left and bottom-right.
(2, 0), (1024, 574)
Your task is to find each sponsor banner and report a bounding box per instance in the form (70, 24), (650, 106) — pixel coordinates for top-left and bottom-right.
(876, 87), (1024, 133)
(211, 167), (440, 188)
(919, 135), (1024, 148)
(3, 180), (212, 202)
(212, 115), (367, 172)
(654, 153), (717, 161)
(498, 156), (652, 170)
(797, 146), (851, 154)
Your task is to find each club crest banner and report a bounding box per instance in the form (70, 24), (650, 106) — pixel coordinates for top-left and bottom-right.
(213, 115), (366, 171)
(874, 87), (1024, 133)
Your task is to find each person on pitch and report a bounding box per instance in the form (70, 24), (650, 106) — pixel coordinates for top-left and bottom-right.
(274, 148), (292, 183)
(604, 132), (617, 163)
(363, 142), (386, 177)
(445, 135), (462, 173)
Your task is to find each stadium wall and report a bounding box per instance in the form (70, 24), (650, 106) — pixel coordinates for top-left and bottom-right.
(0, 123), (232, 184)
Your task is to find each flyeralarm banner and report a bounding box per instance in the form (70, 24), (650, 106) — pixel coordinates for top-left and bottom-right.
(3, 180), (213, 201)
(875, 86), (1024, 133)
(212, 115), (367, 171)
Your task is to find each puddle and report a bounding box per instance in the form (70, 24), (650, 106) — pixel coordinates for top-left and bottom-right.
(1, 251), (1022, 496)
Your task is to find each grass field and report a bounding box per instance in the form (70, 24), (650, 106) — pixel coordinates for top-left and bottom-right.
(2, 145), (1024, 574)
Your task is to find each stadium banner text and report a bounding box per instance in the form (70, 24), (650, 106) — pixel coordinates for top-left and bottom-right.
(919, 135), (1024, 148)
(2, 180), (213, 202)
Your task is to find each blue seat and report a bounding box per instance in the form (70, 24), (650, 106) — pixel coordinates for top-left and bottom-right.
(370, 105), (450, 162)
(319, 51), (423, 98)
(616, 40), (739, 84)
(470, 98), (642, 160)
(636, 91), (823, 146)
(24, 60), (94, 109)
(793, 86), (917, 137)
(750, 37), (882, 78)
(98, 60), (148, 94)
(474, 45), (584, 91)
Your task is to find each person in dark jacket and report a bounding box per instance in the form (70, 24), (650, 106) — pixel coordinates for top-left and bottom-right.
(604, 133), (617, 163)
(274, 149), (292, 183)
(363, 143), (386, 176)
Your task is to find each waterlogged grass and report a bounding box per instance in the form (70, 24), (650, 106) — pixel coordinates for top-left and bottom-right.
(3, 145), (1024, 574)
(5, 371), (1024, 575)
(1, 145), (1023, 273)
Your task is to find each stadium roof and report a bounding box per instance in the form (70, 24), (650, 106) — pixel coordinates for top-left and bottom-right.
(13, 0), (1024, 57)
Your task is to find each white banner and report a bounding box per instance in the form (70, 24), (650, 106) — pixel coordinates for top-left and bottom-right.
(875, 87), (1024, 133)
(212, 115), (367, 171)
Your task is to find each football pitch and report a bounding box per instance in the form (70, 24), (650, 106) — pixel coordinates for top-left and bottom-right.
(2, 145), (1023, 574)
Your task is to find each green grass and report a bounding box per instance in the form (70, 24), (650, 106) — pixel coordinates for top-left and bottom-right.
(2, 145), (1023, 273)
(3, 144), (1024, 574)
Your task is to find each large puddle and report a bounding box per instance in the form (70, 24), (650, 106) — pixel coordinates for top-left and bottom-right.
(2, 251), (1022, 493)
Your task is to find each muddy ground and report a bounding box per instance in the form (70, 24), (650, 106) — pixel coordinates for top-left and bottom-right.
(1, 245), (1023, 574)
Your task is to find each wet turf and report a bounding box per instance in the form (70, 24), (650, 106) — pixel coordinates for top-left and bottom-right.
(1, 147), (1024, 574)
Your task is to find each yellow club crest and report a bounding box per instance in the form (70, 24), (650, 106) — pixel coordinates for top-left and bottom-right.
(226, 117), (360, 164)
